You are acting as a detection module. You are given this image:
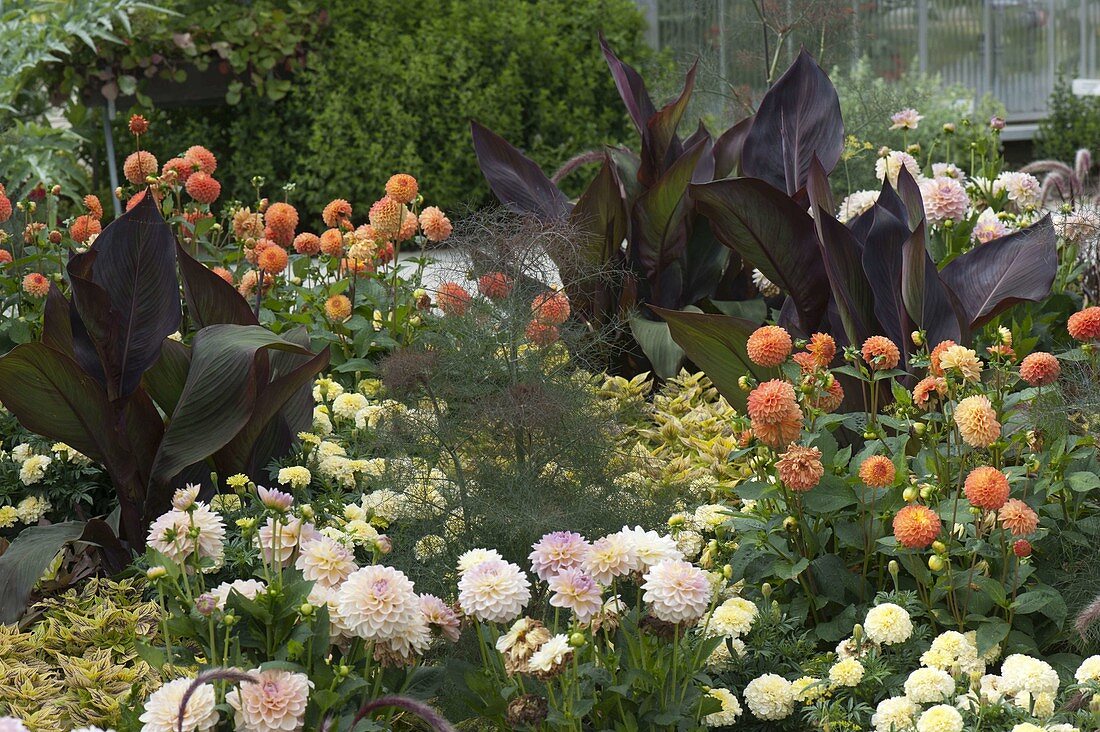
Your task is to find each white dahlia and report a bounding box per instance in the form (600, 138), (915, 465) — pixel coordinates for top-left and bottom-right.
(295, 534), (356, 588)
(641, 559), (712, 623)
(335, 564), (421, 641)
(458, 558), (530, 623)
(139, 678), (219, 732)
(227, 668), (312, 731)
(920, 177), (969, 225)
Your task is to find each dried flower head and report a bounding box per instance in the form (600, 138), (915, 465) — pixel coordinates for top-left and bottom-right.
(775, 445), (823, 491)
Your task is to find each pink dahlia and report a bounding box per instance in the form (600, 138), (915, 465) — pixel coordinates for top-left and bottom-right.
(529, 531), (590, 581)
(458, 558), (531, 623)
(920, 177), (969, 225)
(547, 567), (604, 622)
(642, 559), (712, 623)
(227, 667), (312, 732)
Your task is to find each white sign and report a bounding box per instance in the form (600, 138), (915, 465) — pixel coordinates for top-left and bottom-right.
(1072, 79), (1100, 96)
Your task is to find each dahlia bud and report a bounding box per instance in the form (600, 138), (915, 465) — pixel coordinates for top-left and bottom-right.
(877, 146), (890, 158)
(299, 602), (314, 617)
(932, 540), (947, 554)
(928, 555), (945, 571)
(195, 593), (217, 616)
(375, 534), (392, 554)
(50, 184), (61, 196)
(942, 122), (956, 134)
(911, 330), (924, 346)
(863, 429), (877, 440)
(668, 514), (685, 528)
(1013, 539), (1032, 558)
(912, 422), (926, 436)
(568, 632), (586, 648)
(738, 375), (751, 391)
(989, 115), (1006, 131)
(48, 230), (61, 244)
(114, 187), (124, 200)
(852, 624), (864, 642)
(146, 566), (167, 580)
(722, 564), (733, 579)
(919, 486), (932, 500)
(824, 373), (835, 388)
(783, 516), (798, 531)
(903, 486), (918, 502)
(128, 114), (148, 136)
(906, 143), (921, 155)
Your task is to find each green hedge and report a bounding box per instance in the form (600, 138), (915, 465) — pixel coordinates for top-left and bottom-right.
(133, 0), (650, 220)
(1035, 74), (1100, 165)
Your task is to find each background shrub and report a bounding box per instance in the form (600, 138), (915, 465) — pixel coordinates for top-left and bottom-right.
(1035, 74), (1100, 164)
(126, 0), (651, 221)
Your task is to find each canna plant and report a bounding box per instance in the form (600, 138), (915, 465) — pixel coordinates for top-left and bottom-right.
(0, 192), (328, 620)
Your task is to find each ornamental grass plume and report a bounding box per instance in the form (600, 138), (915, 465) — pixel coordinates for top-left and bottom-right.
(862, 335), (901, 371)
(964, 466), (1010, 510)
(954, 394), (1001, 448)
(893, 504), (942, 549)
(747, 325), (792, 367)
(775, 444), (823, 491)
(1019, 351), (1060, 386)
(859, 455), (896, 488)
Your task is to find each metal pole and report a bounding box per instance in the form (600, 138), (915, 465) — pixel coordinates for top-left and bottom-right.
(1081, 0), (1089, 77)
(851, 0), (860, 64)
(918, 0), (929, 74)
(983, 0), (994, 99)
(102, 99), (122, 217)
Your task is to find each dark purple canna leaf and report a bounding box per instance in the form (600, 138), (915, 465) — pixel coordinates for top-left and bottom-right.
(143, 338), (191, 417)
(692, 177), (828, 332)
(599, 32), (657, 136)
(939, 216), (1057, 328)
(67, 191), (181, 401)
(567, 155), (628, 322)
(862, 203), (911, 349)
(873, 176), (911, 227)
(470, 120), (570, 221)
(651, 306), (771, 409)
(42, 282), (74, 356)
(713, 115), (753, 179)
(741, 49), (844, 195)
(638, 61), (697, 187)
(895, 167), (926, 231)
(176, 242), (258, 327)
(901, 221), (964, 345)
(814, 209), (878, 348)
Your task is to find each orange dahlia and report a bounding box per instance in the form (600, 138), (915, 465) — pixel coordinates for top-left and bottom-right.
(265, 202), (299, 241)
(325, 294), (352, 322)
(419, 206), (452, 242)
(0, 250), (11, 265)
(123, 151), (158, 185)
(162, 157), (194, 184)
(1019, 352), (1060, 386)
(293, 233), (321, 256)
(238, 270), (273, 298)
(125, 188), (152, 212)
(83, 194), (103, 220)
(258, 244), (289, 274)
(929, 339), (957, 376)
(478, 272), (513, 300)
(1013, 539), (1032, 557)
(437, 282), (472, 316)
(185, 145), (217, 175)
(748, 379), (799, 423)
(532, 290), (570, 325)
(525, 320), (560, 347)
(862, 335), (901, 371)
(211, 266), (234, 284)
(807, 332), (837, 368)
(954, 394), (1000, 448)
(385, 173), (419, 204)
(245, 238), (271, 265)
(69, 215), (101, 244)
(809, 378), (844, 413)
(376, 240), (395, 264)
(320, 229), (345, 257)
(1068, 307), (1100, 342)
(397, 210), (418, 242)
(964, 466), (1010, 510)
(368, 196), (404, 235)
(0, 190), (10, 222)
(340, 257), (373, 276)
(185, 172), (221, 204)
(793, 351), (815, 373)
(913, 376), (946, 408)
(322, 198), (353, 229)
(22, 272), (49, 298)
(747, 325), (793, 367)
(128, 114), (148, 136)
(892, 504), (941, 549)
(999, 498), (1039, 536)
(859, 455), (896, 488)
(776, 444), (824, 491)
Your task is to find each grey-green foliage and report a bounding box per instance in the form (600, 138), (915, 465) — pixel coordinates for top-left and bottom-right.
(0, 0), (161, 200)
(831, 58), (1006, 196)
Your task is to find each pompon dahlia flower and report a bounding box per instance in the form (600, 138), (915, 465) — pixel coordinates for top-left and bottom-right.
(913, 376), (946, 408)
(319, 228), (344, 257)
(186, 171), (221, 204)
(964, 466), (1010, 510)
(336, 564), (422, 640)
(1068, 306), (1100, 342)
(928, 339), (957, 376)
(747, 379), (803, 448)
(641, 559), (712, 623)
(212, 266), (234, 284)
(893, 504), (941, 549)
(69, 214), (101, 244)
(0, 250), (12, 265)
(526, 320), (559, 347)
(859, 455), (896, 488)
(529, 531), (590, 581)
(938, 345), (982, 381)
(123, 150), (158, 185)
(747, 325), (793, 367)
(920, 176), (969, 225)
(128, 113), (148, 136)
(265, 202), (298, 243)
(775, 444), (823, 491)
(531, 290), (570, 325)
(458, 557), (531, 623)
(999, 498), (1039, 536)
(808, 378), (844, 413)
(478, 271), (513, 301)
(226, 667), (312, 732)
(322, 198), (353, 229)
(954, 395), (1000, 448)
(293, 232), (321, 256)
(547, 567), (603, 622)
(807, 332), (836, 368)
(368, 196), (404, 235)
(862, 336), (901, 371)
(162, 156), (195, 184)
(185, 145), (218, 175)
(437, 282), (472, 316)
(419, 206), (453, 242)
(0, 186), (11, 222)
(258, 244), (289, 274)
(324, 294), (352, 322)
(1019, 352), (1060, 386)
(22, 272), (49, 298)
(83, 194), (103, 220)
(385, 173), (419, 204)
(420, 594), (461, 642)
